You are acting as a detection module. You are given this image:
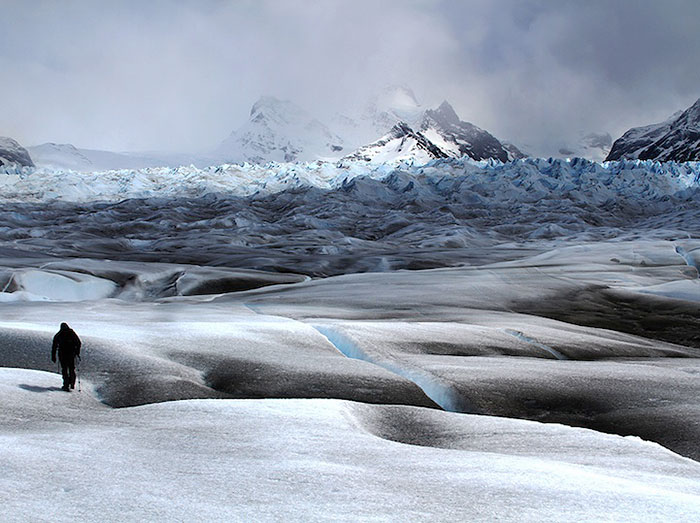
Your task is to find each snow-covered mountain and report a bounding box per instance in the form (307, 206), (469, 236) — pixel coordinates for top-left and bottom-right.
(361, 85), (424, 138)
(0, 137), (34, 167)
(28, 143), (93, 170)
(216, 96), (345, 164)
(607, 98), (700, 161)
(21, 87), (527, 169)
(28, 143), (216, 171)
(330, 86), (425, 150)
(420, 101), (523, 162)
(341, 121), (449, 164)
(557, 132), (612, 163)
(216, 88), (525, 165)
(605, 115), (680, 161)
(342, 101), (522, 164)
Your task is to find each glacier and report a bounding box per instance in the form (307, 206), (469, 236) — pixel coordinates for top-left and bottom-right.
(2, 157), (700, 276)
(3, 157), (700, 521)
(2, 156), (699, 203)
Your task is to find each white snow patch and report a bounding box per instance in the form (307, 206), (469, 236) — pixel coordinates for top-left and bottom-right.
(1, 270), (117, 302)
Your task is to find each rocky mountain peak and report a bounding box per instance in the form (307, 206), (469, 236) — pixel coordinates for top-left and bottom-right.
(673, 97), (700, 129)
(389, 121), (415, 138)
(426, 101), (460, 126)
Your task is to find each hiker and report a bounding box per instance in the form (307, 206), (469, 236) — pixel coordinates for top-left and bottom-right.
(51, 323), (81, 392)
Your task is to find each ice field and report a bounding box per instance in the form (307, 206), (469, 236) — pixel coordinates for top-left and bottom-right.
(3, 158), (700, 520)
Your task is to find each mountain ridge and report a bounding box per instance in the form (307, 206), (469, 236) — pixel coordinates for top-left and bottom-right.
(607, 99), (700, 162)
(342, 101), (522, 164)
(216, 88), (524, 166)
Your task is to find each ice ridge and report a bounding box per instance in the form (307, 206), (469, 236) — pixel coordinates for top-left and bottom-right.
(2, 157), (700, 204)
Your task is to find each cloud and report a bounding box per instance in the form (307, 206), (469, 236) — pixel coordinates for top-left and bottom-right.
(433, 0), (700, 152)
(1, 0), (698, 154)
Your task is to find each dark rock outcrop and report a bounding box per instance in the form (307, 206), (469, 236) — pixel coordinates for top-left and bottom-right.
(607, 99), (700, 162)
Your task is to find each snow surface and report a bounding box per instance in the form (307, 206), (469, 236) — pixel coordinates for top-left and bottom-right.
(0, 269), (117, 302)
(3, 158), (700, 520)
(3, 368), (700, 522)
(341, 122), (447, 165)
(3, 366), (700, 522)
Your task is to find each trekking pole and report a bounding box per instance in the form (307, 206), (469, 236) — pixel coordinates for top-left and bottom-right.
(77, 353), (82, 393)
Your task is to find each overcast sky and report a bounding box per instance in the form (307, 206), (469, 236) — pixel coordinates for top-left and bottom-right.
(2, 0), (699, 154)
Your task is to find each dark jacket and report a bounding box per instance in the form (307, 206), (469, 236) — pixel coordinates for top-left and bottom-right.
(52, 323), (81, 362)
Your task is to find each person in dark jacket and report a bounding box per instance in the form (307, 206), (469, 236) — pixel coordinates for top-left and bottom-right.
(52, 323), (81, 392)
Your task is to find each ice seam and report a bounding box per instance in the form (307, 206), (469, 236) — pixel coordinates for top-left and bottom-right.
(312, 325), (467, 413)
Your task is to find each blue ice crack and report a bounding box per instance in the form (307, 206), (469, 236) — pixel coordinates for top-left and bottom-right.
(504, 329), (568, 360)
(312, 325), (467, 413)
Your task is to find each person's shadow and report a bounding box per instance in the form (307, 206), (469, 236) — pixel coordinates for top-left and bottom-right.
(19, 384), (64, 393)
